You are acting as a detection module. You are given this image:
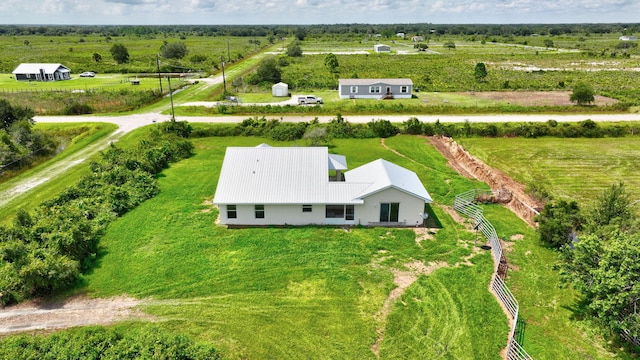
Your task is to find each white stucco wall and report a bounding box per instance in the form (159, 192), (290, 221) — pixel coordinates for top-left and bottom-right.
(353, 188), (427, 226)
(218, 188), (426, 226)
(219, 204), (326, 225)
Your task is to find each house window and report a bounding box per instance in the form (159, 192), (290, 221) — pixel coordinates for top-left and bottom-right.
(350, 86), (358, 93)
(400, 86), (408, 93)
(345, 205), (355, 221)
(302, 205), (312, 213)
(227, 205), (237, 219)
(325, 205), (344, 218)
(380, 203), (399, 222)
(325, 205), (355, 220)
(369, 86), (381, 94)
(255, 205), (265, 219)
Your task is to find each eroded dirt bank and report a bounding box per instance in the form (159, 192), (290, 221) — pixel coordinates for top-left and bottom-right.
(428, 136), (543, 226)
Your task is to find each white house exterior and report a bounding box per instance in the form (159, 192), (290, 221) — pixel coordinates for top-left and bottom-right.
(339, 78), (413, 99)
(271, 82), (289, 97)
(374, 44), (391, 53)
(619, 36), (638, 41)
(12, 63), (71, 81)
(213, 145), (431, 227)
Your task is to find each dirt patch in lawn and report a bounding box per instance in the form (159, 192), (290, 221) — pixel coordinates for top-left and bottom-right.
(0, 295), (151, 335)
(464, 91), (618, 107)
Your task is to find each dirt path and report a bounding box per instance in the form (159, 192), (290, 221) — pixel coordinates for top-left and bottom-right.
(0, 295), (148, 335)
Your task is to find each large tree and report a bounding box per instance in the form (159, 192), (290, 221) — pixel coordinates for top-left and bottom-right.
(570, 82), (595, 106)
(161, 41), (188, 59)
(561, 231), (640, 340)
(474, 62), (488, 82)
(110, 43), (129, 64)
(286, 43), (302, 57)
(324, 53), (339, 73)
(536, 200), (582, 248)
(255, 57), (281, 83)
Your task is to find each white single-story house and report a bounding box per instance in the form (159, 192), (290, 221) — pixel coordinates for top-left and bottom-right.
(213, 145), (432, 227)
(619, 36), (638, 41)
(12, 63), (71, 81)
(411, 36), (425, 42)
(396, 32), (406, 39)
(374, 44), (391, 53)
(272, 82), (289, 97)
(338, 78), (413, 99)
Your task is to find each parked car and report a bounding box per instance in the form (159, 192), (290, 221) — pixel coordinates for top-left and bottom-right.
(298, 95), (323, 105)
(79, 71), (95, 77)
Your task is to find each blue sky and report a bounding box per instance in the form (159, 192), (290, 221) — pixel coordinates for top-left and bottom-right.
(1, 0), (638, 25)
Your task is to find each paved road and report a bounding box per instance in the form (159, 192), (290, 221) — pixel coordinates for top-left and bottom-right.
(34, 112), (640, 130)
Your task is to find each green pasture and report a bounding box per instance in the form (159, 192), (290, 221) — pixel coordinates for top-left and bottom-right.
(0, 34), (270, 74)
(0, 73), (162, 91)
(456, 136), (640, 205)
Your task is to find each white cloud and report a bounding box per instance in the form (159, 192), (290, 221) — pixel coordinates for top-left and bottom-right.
(0, 0), (639, 24)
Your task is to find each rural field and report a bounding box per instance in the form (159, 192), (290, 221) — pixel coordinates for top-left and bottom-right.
(456, 137), (640, 205)
(2, 23), (640, 359)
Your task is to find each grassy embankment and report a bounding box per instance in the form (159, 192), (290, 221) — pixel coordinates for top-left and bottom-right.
(0, 122), (117, 222)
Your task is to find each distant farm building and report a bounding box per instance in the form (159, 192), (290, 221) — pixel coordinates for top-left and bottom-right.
(12, 63), (71, 81)
(339, 78), (413, 99)
(272, 82), (289, 97)
(396, 32), (405, 39)
(374, 44), (391, 53)
(619, 36), (638, 41)
(411, 36), (425, 42)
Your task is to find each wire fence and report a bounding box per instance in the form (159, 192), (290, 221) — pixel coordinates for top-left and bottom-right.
(454, 189), (533, 360)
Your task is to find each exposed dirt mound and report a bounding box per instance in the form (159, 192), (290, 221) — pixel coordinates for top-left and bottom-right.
(428, 136), (543, 226)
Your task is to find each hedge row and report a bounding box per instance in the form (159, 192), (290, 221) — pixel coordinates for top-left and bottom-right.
(190, 115), (640, 142)
(0, 124), (194, 306)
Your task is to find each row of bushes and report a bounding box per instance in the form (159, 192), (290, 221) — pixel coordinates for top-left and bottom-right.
(191, 115), (401, 141)
(190, 115), (640, 142)
(0, 326), (220, 359)
(0, 123), (194, 305)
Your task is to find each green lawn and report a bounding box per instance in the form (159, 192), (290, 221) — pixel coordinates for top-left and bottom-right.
(3, 132), (637, 359)
(82, 134), (508, 359)
(456, 136), (640, 205)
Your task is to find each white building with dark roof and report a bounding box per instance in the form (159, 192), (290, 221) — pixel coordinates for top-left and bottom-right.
(213, 145), (431, 226)
(12, 63), (71, 81)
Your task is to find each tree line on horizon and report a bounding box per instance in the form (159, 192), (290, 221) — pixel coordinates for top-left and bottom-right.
(0, 23), (638, 38)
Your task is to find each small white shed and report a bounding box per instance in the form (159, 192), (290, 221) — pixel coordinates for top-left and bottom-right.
(272, 82), (289, 97)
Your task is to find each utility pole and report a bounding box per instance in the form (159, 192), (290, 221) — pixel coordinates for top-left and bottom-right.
(167, 75), (175, 121)
(220, 56), (227, 95)
(156, 54), (163, 93)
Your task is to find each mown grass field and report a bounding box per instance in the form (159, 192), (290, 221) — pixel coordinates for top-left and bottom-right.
(456, 136), (640, 205)
(53, 131), (629, 359)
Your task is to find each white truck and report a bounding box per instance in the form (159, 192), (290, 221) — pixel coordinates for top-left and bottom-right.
(297, 95), (323, 105)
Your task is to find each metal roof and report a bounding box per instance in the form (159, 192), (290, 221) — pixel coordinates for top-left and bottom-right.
(12, 63), (70, 74)
(339, 78), (413, 86)
(345, 159), (432, 202)
(213, 147), (430, 205)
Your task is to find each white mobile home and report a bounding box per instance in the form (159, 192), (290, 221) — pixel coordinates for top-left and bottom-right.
(339, 78), (413, 99)
(213, 145), (431, 227)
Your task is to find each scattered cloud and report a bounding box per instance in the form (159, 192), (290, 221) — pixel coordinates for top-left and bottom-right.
(0, 0), (638, 24)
